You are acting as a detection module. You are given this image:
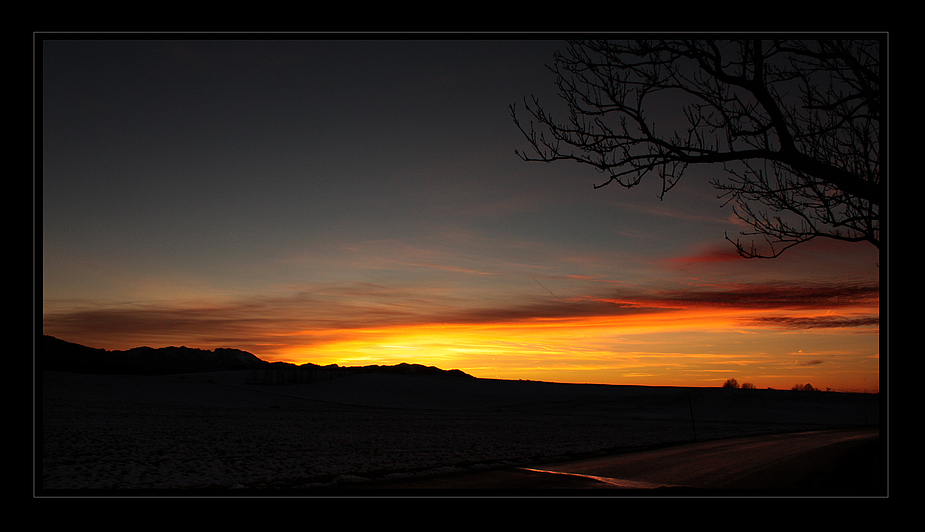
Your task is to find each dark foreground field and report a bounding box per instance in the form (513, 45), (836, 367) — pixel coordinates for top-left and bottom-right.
(38, 369), (882, 494)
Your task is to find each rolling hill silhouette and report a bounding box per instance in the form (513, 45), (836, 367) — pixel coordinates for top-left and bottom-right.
(39, 335), (472, 378)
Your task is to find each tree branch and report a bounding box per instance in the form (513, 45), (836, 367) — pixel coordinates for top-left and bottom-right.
(511, 38), (881, 259)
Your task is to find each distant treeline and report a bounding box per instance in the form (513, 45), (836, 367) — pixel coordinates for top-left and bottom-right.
(39, 335), (473, 380)
(244, 361), (472, 385)
(40, 335), (269, 375)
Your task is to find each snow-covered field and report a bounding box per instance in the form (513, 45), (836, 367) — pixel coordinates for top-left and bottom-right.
(39, 370), (880, 491)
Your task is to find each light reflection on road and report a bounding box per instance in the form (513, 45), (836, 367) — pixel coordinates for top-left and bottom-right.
(517, 467), (686, 489)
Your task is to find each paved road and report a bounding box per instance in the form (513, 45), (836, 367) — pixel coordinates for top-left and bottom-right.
(350, 427), (883, 494)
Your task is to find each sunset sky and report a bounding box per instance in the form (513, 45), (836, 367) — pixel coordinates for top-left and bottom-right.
(40, 36), (882, 392)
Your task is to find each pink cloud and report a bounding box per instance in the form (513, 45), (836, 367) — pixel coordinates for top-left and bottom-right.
(666, 244), (745, 268)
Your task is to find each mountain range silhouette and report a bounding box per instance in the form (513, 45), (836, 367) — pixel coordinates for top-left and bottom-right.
(39, 335), (472, 378)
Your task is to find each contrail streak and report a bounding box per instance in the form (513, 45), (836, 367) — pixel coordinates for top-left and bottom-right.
(524, 272), (558, 299)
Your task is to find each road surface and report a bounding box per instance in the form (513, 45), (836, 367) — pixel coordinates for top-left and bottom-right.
(349, 427), (884, 494)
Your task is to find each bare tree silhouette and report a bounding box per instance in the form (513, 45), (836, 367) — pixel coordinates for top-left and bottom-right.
(512, 39), (882, 259)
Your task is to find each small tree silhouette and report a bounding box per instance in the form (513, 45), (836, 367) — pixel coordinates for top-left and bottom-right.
(741, 382), (756, 389)
(722, 378), (740, 389)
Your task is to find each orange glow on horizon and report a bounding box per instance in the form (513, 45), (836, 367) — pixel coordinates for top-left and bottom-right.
(263, 305), (879, 393)
(42, 280), (879, 393)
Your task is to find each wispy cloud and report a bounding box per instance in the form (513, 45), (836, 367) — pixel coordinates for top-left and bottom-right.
(745, 315), (880, 330)
(609, 280), (880, 310)
(665, 244), (745, 268)
(43, 278), (880, 356)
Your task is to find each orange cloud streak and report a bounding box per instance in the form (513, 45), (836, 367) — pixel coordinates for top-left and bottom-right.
(274, 303), (878, 392)
(43, 280), (880, 392)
